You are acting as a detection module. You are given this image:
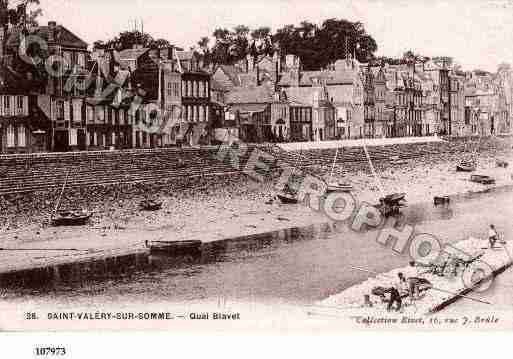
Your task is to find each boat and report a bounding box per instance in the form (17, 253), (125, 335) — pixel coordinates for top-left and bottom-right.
(50, 169), (91, 227)
(326, 181), (353, 193)
(456, 160), (476, 172)
(139, 199), (163, 211)
(470, 174), (495, 185)
(277, 194), (299, 204)
(145, 240), (202, 255)
(433, 196), (450, 206)
(496, 159), (509, 168)
(325, 148), (353, 193)
(381, 192), (406, 203)
(51, 210), (92, 227)
(375, 193), (407, 216)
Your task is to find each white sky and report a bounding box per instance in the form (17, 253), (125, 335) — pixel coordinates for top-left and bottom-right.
(37, 0), (513, 71)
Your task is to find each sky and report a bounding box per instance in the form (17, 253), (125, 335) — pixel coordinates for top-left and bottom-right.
(33, 0), (513, 71)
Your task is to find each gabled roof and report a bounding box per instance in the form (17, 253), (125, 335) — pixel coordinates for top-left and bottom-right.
(118, 48), (150, 60)
(226, 85), (274, 104)
(176, 50), (195, 61)
(216, 65), (243, 86)
(279, 69), (356, 87)
(7, 24), (88, 49)
(284, 86), (331, 107)
(211, 79), (227, 92)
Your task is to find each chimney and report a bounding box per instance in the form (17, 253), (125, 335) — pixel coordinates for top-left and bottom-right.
(48, 21), (57, 43)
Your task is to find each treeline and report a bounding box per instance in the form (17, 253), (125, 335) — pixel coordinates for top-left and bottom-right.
(194, 18), (378, 70)
(93, 31), (173, 51)
(92, 18), (460, 72)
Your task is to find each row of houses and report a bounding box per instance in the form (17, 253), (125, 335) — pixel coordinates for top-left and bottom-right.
(1, 17), (511, 154)
(0, 17), (219, 154)
(213, 53), (512, 143)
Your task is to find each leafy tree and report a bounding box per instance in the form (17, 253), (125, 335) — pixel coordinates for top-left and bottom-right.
(230, 25), (250, 61)
(26, 0), (42, 27)
(211, 27), (233, 66)
(250, 26), (274, 57)
(273, 18), (377, 70)
(94, 30), (171, 51)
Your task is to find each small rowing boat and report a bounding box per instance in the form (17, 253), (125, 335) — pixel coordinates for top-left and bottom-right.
(496, 159), (509, 168)
(470, 174), (495, 185)
(140, 199), (163, 211)
(51, 210), (92, 227)
(277, 194), (299, 204)
(145, 240), (202, 255)
(456, 160), (476, 172)
(433, 196), (450, 206)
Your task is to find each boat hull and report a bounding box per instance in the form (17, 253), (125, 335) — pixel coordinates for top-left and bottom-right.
(277, 194), (299, 204)
(470, 175), (495, 185)
(51, 214), (92, 227)
(434, 196), (450, 206)
(145, 240), (202, 255)
(140, 201), (163, 211)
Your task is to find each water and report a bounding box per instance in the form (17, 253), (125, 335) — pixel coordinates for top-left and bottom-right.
(2, 187), (513, 309)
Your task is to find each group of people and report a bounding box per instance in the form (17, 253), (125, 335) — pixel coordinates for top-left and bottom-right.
(365, 261), (426, 312)
(363, 224), (505, 312)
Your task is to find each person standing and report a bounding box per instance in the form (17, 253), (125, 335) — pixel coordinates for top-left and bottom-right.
(489, 224), (498, 248)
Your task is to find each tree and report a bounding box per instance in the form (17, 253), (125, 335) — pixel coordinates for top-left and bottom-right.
(230, 25), (250, 61)
(26, 0), (42, 27)
(272, 18), (377, 70)
(196, 36), (211, 66)
(211, 27), (233, 65)
(94, 30), (173, 51)
(250, 26), (274, 57)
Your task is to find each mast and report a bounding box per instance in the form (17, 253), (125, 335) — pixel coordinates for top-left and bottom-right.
(362, 139), (386, 199)
(329, 148), (339, 182)
(52, 168), (71, 219)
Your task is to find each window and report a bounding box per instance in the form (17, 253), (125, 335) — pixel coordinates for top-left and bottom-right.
(77, 53), (85, 68)
(16, 96), (23, 109)
(56, 100), (64, 119)
(7, 125), (15, 147)
(63, 51), (72, 69)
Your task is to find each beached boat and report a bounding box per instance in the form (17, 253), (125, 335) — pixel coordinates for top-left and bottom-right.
(139, 199), (163, 211)
(145, 240), (202, 255)
(51, 210), (92, 227)
(50, 169), (91, 227)
(433, 196), (450, 206)
(456, 160), (476, 172)
(496, 159), (509, 168)
(470, 174), (495, 185)
(375, 193), (407, 216)
(326, 181), (353, 193)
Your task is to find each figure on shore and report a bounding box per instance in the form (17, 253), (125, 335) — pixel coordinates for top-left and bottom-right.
(385, 273), (408, 311)
(489, 224), (498, 248)
(362, 294), (374, 308)
(405, 261), (421, 300)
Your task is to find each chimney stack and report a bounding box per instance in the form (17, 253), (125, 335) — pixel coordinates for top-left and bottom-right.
(48, 21), (56, 43)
